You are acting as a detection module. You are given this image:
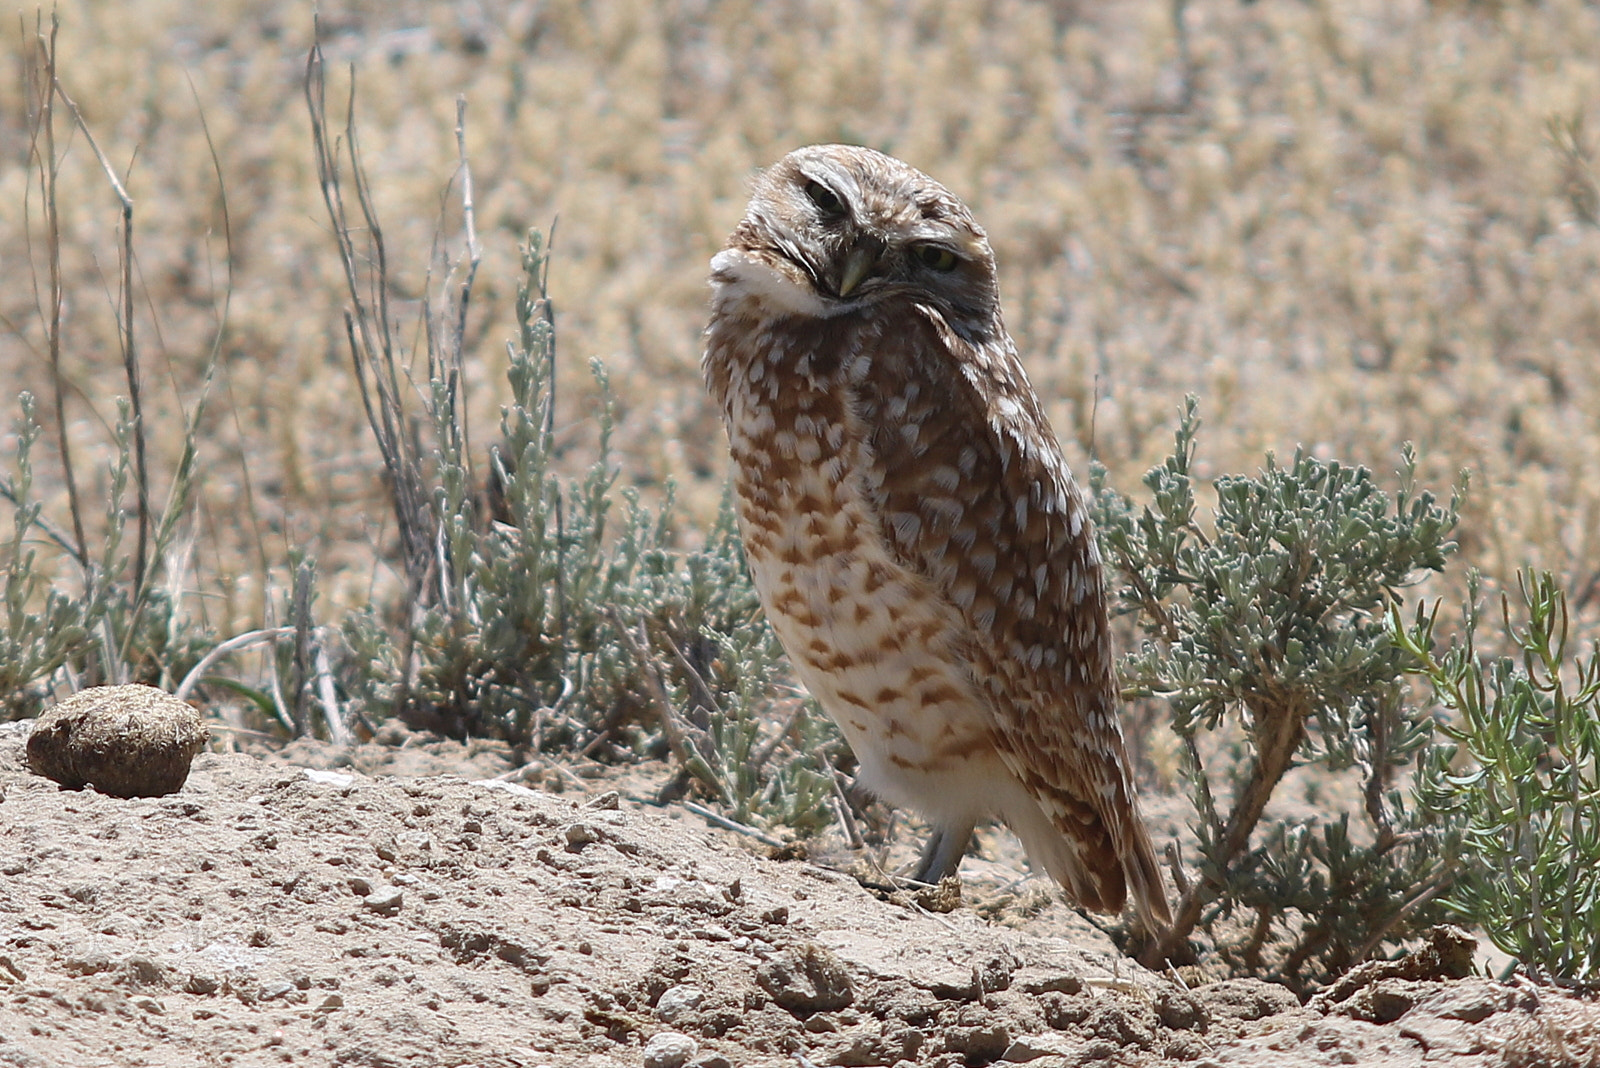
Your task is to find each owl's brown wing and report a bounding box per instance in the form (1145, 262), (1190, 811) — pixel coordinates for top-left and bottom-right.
(852, 305), (1170, 929)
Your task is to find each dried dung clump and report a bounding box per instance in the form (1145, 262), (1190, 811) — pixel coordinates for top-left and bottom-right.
(26, 684), (209, 798)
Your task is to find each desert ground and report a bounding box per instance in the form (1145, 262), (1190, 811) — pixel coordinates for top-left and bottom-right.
(4, 725), (1599, 1067)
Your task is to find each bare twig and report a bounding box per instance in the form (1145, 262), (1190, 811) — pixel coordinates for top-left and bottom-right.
(417, 98), (481, 510)
(305, 37), (432, 592)
(683, 800), (784, 848)
(178, 68), (270, 601)
(27, 14), (86, 563)
(1163, 841), (1191, 897)
(175, 627), (295, 702)
(750, 698), (808, 772)
(1351, 872), (1454, 964)
(607, 608), (727, 802)
(1240, 905), (1274, 974)
(52, 80), (147, 596)
(290, 560), (314, 737)
(1149, 699), (1308, 965)
(660, 625), (722, 730)
(818, 749), (863, 850)
(0, 478), (83, 562)
(313, 643), (349, 746)
(450, 96), (482, 368)
(264, 613), (292, 733)
(206, 724), (288, 742)
(577, 728), (615, 759)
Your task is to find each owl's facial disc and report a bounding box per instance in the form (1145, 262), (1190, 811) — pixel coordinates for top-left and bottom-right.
(781, 160), (988, 314)
(713, 145), (1000, 331)
(788, 168), (889, 302)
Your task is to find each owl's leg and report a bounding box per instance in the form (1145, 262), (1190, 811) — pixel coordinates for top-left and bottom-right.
(909, 819), (976, 885)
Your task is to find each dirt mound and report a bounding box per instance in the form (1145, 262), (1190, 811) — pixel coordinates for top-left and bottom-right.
(0, 726), (1595, 1067)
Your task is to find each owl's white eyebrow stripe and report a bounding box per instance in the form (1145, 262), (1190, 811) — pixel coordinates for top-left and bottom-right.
(795, 166), (849, 203)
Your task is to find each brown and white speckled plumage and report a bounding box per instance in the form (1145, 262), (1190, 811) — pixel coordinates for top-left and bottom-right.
(703, 144), (1170, 931)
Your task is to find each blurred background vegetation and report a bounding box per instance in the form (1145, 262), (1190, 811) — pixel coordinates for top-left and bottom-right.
(5, 0), (1599, 629)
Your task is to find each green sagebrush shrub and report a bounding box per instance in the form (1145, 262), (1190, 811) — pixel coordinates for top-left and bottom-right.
(300, 43), (841, 835)
(1093, 398), (1461, 986)
(334, 232), (840, 835)
(1397, 570), (1600, 987)
(1, 383), (214, 719)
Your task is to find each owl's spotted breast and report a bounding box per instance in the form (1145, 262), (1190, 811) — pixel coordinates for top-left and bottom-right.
(710, 307), (1012, 828)
(703, 144), (1170, 933)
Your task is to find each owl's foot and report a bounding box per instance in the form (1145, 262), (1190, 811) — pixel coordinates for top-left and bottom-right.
(909, 819), (977, 886)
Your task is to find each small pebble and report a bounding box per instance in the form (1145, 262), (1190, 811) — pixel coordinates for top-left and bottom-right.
(362, 889), (403, 914)
(258, 979), (295, 1001)
(642, 1030), (698, 1068)
(655, 984), (705, 1022)
(184, 974), (221, 995)
(302, 769), (353, 788)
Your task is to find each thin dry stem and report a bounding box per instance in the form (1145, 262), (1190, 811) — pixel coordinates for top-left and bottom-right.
(51, 79), (147, 597)
(683, 801), (785, 848)
(306, 37), (432, 592)
(28, 13), (86, 563)
(1148, 696), (1309, 965)
(175, 627), (294, 702)
(291, 561), (313, 737)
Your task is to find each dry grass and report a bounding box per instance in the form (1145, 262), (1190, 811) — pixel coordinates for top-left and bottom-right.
(3, 0), (1600, 632)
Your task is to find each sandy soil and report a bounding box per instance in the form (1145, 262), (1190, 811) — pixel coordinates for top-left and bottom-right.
(1, 725), (1596, 1068)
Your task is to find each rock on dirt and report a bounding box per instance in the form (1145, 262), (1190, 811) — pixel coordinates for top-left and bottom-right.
(24, 684), (209, 798)
(0, 728), (1596, 1066)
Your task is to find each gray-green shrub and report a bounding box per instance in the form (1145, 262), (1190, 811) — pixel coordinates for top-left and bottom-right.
(1094, 398), (1461, 985)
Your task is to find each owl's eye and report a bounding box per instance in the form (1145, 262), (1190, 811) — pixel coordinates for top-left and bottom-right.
(803, 179), (846, 217)
(915, 245), (959, 272)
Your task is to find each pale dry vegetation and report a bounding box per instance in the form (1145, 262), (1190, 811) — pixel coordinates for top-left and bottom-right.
(5, 0), (1600, 629)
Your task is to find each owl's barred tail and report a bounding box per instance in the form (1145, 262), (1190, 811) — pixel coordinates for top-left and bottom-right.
(1121, 817), (1174, 938)
(1007, 793), (1173, 937)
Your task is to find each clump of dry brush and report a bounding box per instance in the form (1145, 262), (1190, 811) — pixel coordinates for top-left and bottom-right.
(2, 15), (220, 716)
(305, 41), (843, 836)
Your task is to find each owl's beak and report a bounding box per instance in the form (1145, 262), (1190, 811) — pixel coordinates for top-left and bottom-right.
(836, 241), (881, 298)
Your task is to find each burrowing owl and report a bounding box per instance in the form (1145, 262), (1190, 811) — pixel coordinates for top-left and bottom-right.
(703, 144), (1170, 930)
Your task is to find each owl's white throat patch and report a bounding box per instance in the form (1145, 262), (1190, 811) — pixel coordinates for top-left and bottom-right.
(710, 248), (845, 319)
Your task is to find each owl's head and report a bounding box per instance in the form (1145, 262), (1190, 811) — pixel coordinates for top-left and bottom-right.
(713, 144), (1000, 339)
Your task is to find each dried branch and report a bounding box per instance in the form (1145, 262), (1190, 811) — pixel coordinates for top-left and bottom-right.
(305, 36), (432, 592)
(27, 13), (86, 563)
(52, 79), (147, 597)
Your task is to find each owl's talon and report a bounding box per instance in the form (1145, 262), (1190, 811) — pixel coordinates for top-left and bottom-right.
(910, 821), (976, 886)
